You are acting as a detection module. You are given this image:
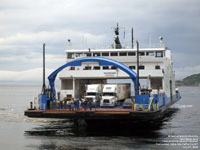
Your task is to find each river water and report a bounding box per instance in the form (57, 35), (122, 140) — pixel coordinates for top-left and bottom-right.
(0, 85), (199, 150)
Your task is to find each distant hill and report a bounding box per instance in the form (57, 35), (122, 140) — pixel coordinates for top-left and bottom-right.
(176, 73), (200, 86)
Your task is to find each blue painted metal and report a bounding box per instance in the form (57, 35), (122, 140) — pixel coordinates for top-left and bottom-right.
(135, 95), (150, 109)
(48, 57), (138, 100)
(39, 94), (47, 110)
(135, 95), (150, 104)
(153, 93), (164, 108)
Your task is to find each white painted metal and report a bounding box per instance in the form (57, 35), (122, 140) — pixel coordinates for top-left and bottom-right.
(59, 43), (176, 100)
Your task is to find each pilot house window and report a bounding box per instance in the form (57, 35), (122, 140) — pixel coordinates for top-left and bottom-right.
(119, 52), (127, 56)
(156, 51), (163, 57)
(111, 52), (118, 56)
(93, 53), (101, 57)
(67, 53), (74, 59)
(102, 53), (109, 56)
(85, 53), (91, 57)
(75, 53), (82, 57)
(146, 52), (154, 56)
(139, 52), (145, 56)
(128, 52), (135, 56)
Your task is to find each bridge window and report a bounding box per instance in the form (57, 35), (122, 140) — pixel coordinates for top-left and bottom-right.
(111, 66), (117, 69)
(139, 52), (145, 56)
(128, 52), (135, 56)
(139, 65), (145, 70)
(155, 65), (161, 69)
(119, 52), (127, 56)
(103, 66), (109, 70)
(84, 66), (91, 70)
(156, 51), (163, 57)
(94, 66), (100, 70)
(146, 51), (154, 56)
(93, 53), (101, 57)
(67, 53), (74, 59)
(75, 53), (82, 57)
(102, 52), (109, 56)
(111, 52), (118, 56)
(129, 66), (135, 69)
(84, 53), (91, 57)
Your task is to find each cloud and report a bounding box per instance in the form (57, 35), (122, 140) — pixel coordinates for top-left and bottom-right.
(0, 68), (53, 82)
(0, 30), (107, 51)
(0, 51), (66, 73)
(0, 0), (199, 83)
(0, 52), (65, 63)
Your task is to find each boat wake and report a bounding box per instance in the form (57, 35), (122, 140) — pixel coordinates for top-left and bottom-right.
(173, 104), (193, 108)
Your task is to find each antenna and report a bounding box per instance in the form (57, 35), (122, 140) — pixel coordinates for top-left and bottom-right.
(131, 28), (134, 49)
(42, 43), (46, 95)
(111, 23), (122, 49)
(159, 36), (164, 48)
(136, 41), (139, 95)
(67, 39), (71, 49)
(123, 28), (125, 39)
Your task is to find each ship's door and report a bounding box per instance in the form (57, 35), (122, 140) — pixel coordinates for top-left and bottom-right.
(169, 80), (172, 101)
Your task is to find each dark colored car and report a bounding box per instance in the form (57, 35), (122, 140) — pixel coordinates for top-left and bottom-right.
(123, 98), (133, 109)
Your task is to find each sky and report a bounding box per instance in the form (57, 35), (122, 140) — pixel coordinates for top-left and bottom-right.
(0, 0), (200, 84)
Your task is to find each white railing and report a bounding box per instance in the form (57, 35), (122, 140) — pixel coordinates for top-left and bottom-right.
(66, 42), (166, 50)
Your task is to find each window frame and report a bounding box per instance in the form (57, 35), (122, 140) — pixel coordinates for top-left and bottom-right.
(110, 52), (118, 56)
(128, 52), (135, 56)
(93, 53), (101, 57)
(119, 52), (127, 56)
(84, 53), (92, 57)
(139, 52), (145, 56)
(103, 66), (109, 70)
(155, 51), (163, 57)
(139, 65), (145, 70)
(94, 66), (101, 70)
(129, 66), (135, 69)
(67, 53), (74, 59)
(155, 65), (161, 70)
(146, 51), (154, 56)
(102, 52), (109, 56)
(84, 66), (92, 70)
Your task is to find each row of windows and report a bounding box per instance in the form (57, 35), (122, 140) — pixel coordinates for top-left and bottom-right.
(67, 51), (164, 59)
(69, 65), (161, 70)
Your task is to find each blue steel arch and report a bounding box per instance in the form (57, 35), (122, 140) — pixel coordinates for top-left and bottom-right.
(48, 57), (138, 99)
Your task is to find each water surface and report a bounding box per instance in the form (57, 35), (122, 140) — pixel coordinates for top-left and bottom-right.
(0, 85), (199, 150)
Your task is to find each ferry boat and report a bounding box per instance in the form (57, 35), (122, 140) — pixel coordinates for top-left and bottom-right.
(24, 24), (181, 124)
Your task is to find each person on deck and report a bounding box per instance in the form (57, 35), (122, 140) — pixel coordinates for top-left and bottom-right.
(83, 100), (88, 110)
(89, 99), (92, 111)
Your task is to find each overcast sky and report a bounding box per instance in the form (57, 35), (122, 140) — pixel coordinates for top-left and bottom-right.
(0, 0), (200, 84)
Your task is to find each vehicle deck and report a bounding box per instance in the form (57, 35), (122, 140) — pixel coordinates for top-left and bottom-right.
(24, 98), (180, 123)
(24, 107), (164, 122)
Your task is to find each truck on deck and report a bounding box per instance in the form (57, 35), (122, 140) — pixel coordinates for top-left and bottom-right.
(100, 84), (130, 107)
(84, 84), (103, 105)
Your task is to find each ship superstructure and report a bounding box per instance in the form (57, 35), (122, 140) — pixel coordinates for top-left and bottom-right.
(59, 43), (175, 105)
